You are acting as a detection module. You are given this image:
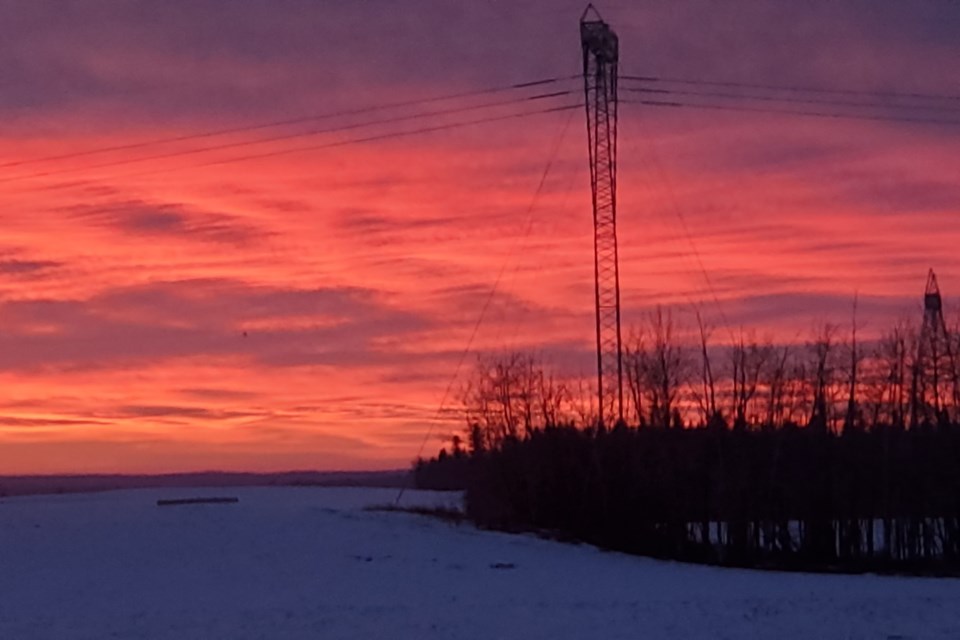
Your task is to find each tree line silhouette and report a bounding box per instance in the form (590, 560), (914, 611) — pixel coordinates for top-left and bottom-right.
(415, 303), (960, 573)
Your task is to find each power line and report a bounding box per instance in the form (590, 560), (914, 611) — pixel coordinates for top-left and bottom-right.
(3, 91), (576, 185)
(496, 147), (581, 356)
(624, 113), (739, 345)
(621, 85), (960, 115)
(1, 75), (579, 170)
(34, 103), (583, 188)
(622, 98), (960, 127)
(395, 106), (576, 505)
(620, 74), (960, 103)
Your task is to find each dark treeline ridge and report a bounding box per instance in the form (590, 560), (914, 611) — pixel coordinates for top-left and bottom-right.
(422, 423), (960, 574)
(416, 304), (960, 574)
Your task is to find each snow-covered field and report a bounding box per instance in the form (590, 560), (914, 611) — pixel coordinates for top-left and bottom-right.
(1, 487), (958, 639)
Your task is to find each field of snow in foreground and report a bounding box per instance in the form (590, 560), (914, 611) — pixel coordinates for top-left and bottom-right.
(1, 487), (959, 639)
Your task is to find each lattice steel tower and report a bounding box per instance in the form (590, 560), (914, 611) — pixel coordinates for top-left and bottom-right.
(910, 269), (959, 426)
(581, 5), (623, 426)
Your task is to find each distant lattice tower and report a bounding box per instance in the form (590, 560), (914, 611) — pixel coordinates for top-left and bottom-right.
(581, 4), (623, 426)
(910, 269), (959, 426)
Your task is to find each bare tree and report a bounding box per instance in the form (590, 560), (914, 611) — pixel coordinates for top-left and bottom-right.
(875, 321), (910, 427)
(637, 307), (690, 428)
(536, 366), (570, 427)
(844, 294), (866, 431)
(623, 327), (647, 426)
(729, 329), (772, 430)
(693, 309), (719, 425)
(765, 345), (792, 428)
(463, 352), (574, 448)
(571, 376), (599, 428)
(809, 323), (838, 432)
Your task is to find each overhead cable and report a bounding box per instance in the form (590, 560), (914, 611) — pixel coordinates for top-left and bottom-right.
(2, 75), (579, 170)
(622, 98), (960, 127)
(621, 86), (960, 115)
(34, 103), (583, 188)
(3, 92), (578, 185)
(620, 74), (960, 103)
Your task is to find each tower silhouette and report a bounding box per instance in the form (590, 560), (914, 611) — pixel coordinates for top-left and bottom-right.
(581, 4), (623, 426)
(909, 269), (958, 427)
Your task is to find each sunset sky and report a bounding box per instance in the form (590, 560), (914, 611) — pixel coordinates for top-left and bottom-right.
(1, 1), (958, 474)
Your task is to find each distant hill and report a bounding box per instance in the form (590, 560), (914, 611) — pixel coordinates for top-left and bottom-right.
(0, 470), (409, 498)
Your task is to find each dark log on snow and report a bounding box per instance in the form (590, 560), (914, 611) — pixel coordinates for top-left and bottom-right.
(156, 497), (239, 506)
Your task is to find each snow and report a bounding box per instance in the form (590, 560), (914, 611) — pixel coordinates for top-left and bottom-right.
(1, 486), (958, 639)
